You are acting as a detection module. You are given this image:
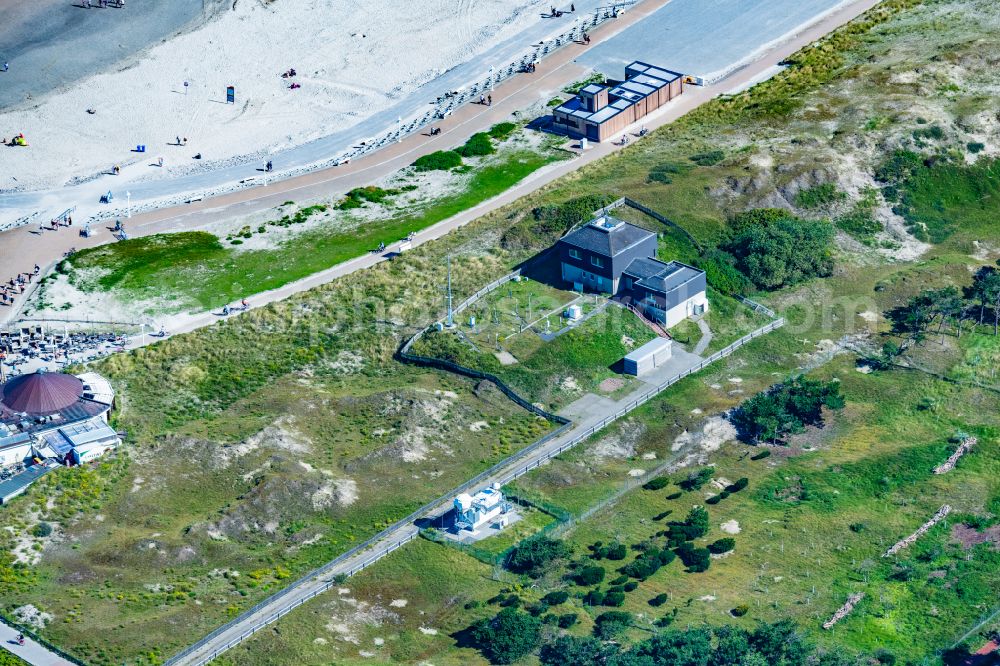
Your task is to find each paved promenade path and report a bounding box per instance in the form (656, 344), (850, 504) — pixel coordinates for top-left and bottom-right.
(0, 0), (882, 329)
(0, 619), (75, 666)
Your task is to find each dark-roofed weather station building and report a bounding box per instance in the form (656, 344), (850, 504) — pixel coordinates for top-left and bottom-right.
(552, 61), (683, 142)
(556, 215), (708, 328)
(0, 370), (119, 504)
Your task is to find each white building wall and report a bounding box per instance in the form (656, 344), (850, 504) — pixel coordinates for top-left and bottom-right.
(645, 292), (709, 328)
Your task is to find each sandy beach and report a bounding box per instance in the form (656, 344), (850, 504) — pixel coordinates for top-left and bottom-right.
(0, 0), (554, 192)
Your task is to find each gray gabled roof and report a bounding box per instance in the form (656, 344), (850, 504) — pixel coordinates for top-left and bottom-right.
(558, 217), (655, 257)
(623, 258), (704, 294)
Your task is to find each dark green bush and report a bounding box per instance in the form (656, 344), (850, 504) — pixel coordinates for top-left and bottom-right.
(795, 183), (845, 209)
(603, 591), (626, 607)
(708, 538), (736, 554)
(557, 613), (579, 628)
(623, 581), (638, 592)
(456, 132), (496, 157)
(32, 522), (52, 538)
(726, 478), (749, 493)
(690, 149), (725, 166)
(731, 604), (749, 617)
(575, 565), (606, 586)
(968, 142), (985, 154)
(469, 607), (541, 664)
(643, 476), (671, 491)
(594, 611), (632, 639)
(666, 492), (683, 500)
(542, 590), (569, 605)
(488, 122), (517, 141)
(412, 150), (462, 171)
(649, 593), (669, 607)
(751, 449), (771, 460)
(507, 537), (570, 577)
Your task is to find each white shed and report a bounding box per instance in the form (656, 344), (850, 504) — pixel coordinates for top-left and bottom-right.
(623, 337), (672, 376)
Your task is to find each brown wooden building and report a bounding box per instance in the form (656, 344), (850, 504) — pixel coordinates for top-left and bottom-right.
(552, 61), (683, 142)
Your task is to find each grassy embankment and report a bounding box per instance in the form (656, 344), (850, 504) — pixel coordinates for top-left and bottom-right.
(59, 132), (566, 313)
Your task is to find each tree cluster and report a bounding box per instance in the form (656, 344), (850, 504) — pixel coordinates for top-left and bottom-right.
(717, 208), (835, 291)
(886, 267), (1000, 344)
(731, 376), (845, 445)
(537, 620), (870, 666)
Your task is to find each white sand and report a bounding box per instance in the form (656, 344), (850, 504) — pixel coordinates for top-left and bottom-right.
(1, 0), (547, 191)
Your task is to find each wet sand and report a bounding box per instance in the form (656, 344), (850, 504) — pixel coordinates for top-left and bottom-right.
(0, 0), (219, 110)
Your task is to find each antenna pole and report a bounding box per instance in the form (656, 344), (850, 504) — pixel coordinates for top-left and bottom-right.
(445, 256), (455, 328)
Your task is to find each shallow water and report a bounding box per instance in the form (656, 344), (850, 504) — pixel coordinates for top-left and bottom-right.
(0, 0), (211, 110)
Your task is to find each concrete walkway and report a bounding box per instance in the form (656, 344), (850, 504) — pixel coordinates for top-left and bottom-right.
(0, 619), (74, 666)
(693, 317), (713, 355)
(0, 0), (883, 328)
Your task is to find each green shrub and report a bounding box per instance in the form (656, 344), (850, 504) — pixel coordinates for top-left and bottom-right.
(849, 522), (866, 533)
(649, 593), (669, 607)
(967, 142), (985, 154)
(412, 150), (462, 171)
(723, 214), (835, 291)
(623, 581), (638, 592)
(731, 376), (845, 444)
(666, 492), (683, 500)
(708, 538), (736, 554)
(583, 589), (604, 606)
(488, 122), (517, 141)
(602, 591), (626, 607)
(542, 590), (569, 606)
(557, 613), (579, 628)
(750, 449), (771, 460)
(679, 468), (714, 492)
(675, 542), (711, 573)
(469, 607), (541, 664)
(690, 149), (725, 166)
(731, 604), (749, 617)
(643, 476), (670, 491)
(575, 565), (606, 586)
(456, 132), (496, 158)
(507, 537), (570, 577)
(32, 522), (53, 538)
(594, 610), (632, 639)
(726, 478), (749, 493)
(705, 494), (722, 505)
(795, 183), (845, 209)
(912, 125), (945, 140)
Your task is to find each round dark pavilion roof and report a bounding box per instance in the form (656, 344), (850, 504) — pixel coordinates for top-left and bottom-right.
(1, 370), (84, 415)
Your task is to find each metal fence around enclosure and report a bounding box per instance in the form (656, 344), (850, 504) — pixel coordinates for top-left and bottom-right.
(166, 309), (783, 665)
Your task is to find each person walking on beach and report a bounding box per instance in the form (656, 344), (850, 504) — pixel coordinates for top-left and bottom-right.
(2, 62), (8, 73)
(487, 94), (492, 106)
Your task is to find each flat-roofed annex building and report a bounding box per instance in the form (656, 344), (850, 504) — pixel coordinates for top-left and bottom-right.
(552, 61), (683, 142)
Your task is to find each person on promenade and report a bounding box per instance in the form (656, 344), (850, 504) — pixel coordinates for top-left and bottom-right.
(487, 94), (492, 106)
(2, 62), (8, 72)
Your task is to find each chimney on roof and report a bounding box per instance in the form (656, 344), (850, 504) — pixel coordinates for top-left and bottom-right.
(579, 84), (608, 112)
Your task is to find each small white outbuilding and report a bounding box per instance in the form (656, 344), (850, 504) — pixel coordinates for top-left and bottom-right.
(623, 337), (672, 376)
